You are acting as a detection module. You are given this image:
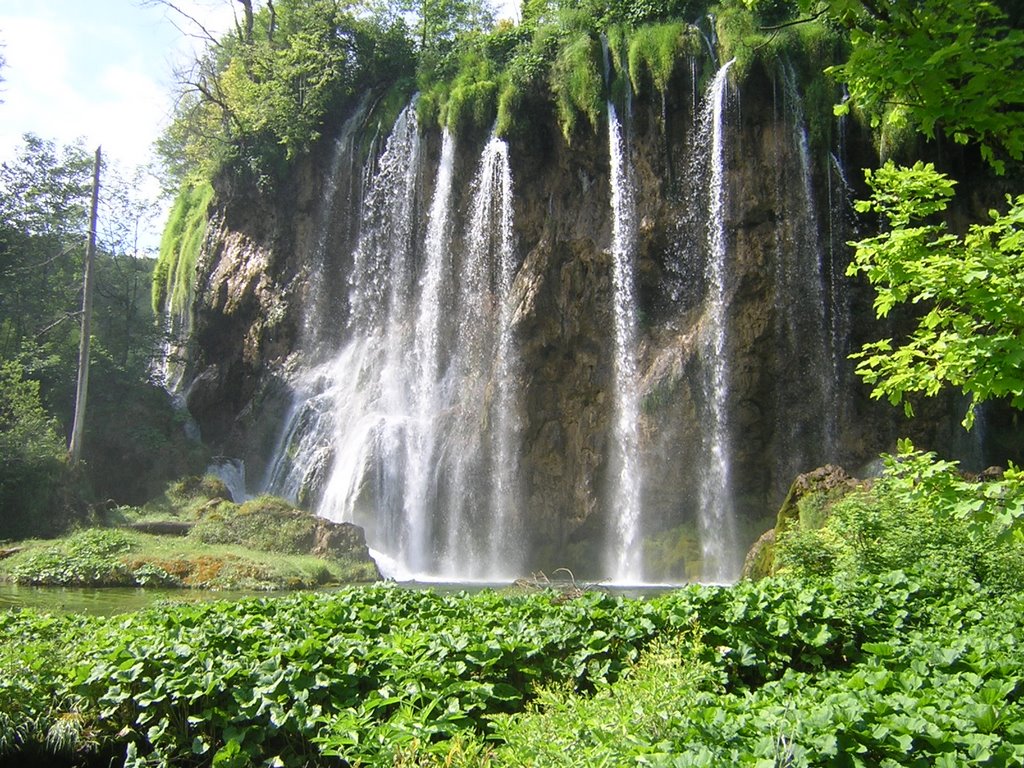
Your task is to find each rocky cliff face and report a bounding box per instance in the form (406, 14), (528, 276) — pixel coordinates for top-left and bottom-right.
(178, 59), (1000, 581)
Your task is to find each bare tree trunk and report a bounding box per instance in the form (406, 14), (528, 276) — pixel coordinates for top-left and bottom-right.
(69, 147), (101, 467)
(238, 0), (254, 43)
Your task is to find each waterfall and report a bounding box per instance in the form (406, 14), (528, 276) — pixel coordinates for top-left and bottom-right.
(694, 59), (740, 583)
(402, 128), (456, 573)
(265, 109), (524, 580)
(303, 95), (370, 353)
(827, 150), (854, 411)
(443, 134), (522, 579)
(484, 136), (521, 576)
(605, 100), (644, 583)
(265, 102), (422, 560)
(773, 63), (840, 466)
(207, 457), (248, 503)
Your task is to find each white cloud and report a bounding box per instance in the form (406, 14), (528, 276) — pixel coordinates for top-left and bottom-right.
(0, 0), (237, 170)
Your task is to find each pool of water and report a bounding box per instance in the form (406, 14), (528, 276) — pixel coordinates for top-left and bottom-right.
(0, 580), (684, 616)
(0, 584), (291, 616)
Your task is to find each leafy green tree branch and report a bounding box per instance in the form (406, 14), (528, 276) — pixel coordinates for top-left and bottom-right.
(847, 161), (1024, 427)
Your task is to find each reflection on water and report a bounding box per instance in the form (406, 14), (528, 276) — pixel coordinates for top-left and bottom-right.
(0, 584), (286, 616)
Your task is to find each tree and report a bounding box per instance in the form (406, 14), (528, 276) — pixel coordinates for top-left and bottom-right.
(0, 360), (70, 537)
(823, 0), (1024, 174)
(155, 0), (417, 188)
(0, 135), (92, 359)
(781, 0), (1024, 427)
(846, 161), (1024, 427)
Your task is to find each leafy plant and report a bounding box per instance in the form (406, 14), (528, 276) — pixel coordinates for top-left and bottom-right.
(846, 161), (1024, 428)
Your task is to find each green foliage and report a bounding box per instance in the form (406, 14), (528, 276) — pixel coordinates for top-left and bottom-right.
(189, 495), (320, 555)
(0, 525), (372, 590)
(827, 0), (1024, 175)
(6, 528), (135, 586)
(489, 585), (1024, 766)
(775, 440), (1024, 589)
(5, 549), (1024, 766)
(0, 587), (663, 765)
(0, 359), (69, 539)
(423, 49), (501, 135)
(846, 161), (1024, 426)
(152, 180), (214, 316)
(0, 134), (91, 357)
(550, 32), (603, 142)
(160, 0), (416, 189)
(641, 524), (702, 581)
(626, 22), (697, 96)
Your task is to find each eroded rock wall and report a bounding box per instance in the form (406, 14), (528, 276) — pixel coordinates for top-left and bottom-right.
(179, 60), (995, 579)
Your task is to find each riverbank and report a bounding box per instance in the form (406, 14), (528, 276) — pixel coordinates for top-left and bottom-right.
(0, 480), (379, 592)
(0, 527), (376, 592)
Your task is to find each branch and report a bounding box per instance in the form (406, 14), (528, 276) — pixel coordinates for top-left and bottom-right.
(1, 243), (79, 277)
(142, 0), (220, 46)
(34, 311), (82, 339)
(759, 6), (828, 31)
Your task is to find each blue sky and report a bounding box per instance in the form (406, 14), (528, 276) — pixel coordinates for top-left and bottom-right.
(0, 1), (235, 172)
(0, 0), (517, 249)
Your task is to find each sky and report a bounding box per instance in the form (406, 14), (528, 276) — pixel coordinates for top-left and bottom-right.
(0, 0), (236, 173)
(0, 0), (517, 248)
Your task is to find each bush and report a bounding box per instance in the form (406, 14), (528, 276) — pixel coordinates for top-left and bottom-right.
(0, 360), (72, 539)
(188, 495), (319, 554)
(774, 442), (1024, 594)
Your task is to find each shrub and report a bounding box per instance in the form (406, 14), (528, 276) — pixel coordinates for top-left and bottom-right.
(550, 32), (604, 142)
(188, 495), (319, 554)
(0, 360), (71, 539)
(774, 442), (1024, 594)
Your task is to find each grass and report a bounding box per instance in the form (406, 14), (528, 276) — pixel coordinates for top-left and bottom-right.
(0, 527), (377, 591)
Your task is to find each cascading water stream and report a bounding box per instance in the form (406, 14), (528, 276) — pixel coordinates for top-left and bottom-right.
(485, 137), (521, 575)
(264, 103), (422, 566)
(321, 102), (420, 555)
(605, 100), (644, 583)
(694, 59), (740, 583)
(263, 102), (526, 580)
(401, 128), (456, 573)
(776, 62), (840, 458)
(442, 134), (522, 578)
(303, 95), (371, 353)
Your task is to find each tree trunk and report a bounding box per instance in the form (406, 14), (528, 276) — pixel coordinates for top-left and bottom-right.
(69, 147), (102, 466)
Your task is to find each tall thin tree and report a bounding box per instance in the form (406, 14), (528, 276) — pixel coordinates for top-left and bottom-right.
(69, 146), (101, 466)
